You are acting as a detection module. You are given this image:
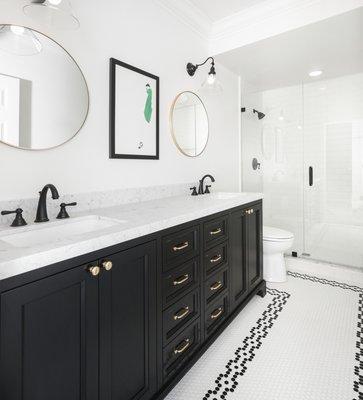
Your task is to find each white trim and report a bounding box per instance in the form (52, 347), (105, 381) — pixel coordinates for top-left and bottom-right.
(155, 0), (363, 55)
(211, 0), (363, 54)
(154, 0), (213, 42)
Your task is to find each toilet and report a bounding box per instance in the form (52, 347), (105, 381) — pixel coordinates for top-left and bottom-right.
(263, 226), (294, 283)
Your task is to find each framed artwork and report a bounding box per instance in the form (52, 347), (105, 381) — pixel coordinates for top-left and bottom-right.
(109, 58), (159, 159)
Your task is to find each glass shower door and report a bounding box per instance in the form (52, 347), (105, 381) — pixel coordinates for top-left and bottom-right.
(303, 73), (363, 268)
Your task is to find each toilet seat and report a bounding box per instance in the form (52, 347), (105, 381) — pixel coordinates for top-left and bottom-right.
(263, 226), (294, 242)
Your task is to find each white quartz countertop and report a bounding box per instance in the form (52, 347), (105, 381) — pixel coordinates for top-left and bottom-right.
(0, 192), (262, 281)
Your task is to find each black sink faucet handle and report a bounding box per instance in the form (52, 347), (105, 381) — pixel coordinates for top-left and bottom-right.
(1, 208), (27, 227)
(57, 202), (77, 219)
(205, 185), (212, 194)
(190, 187), (198, 196)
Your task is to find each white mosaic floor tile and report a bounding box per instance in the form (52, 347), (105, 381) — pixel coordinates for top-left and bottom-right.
(166, 270), (362, 400)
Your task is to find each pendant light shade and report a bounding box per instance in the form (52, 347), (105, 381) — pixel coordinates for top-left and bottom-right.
(0, 25), (42, 56)
(186, 57), (223, 94)
(23, 0), (80, 30)
(201, 72), (223, 94)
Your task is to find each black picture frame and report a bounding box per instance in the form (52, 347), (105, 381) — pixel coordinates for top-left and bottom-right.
(109, 58), (159, 159)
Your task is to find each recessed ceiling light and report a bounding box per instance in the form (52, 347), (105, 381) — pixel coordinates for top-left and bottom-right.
(309, 70), (323, 77)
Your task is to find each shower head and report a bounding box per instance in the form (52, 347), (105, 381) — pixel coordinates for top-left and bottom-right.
(253, 109), (265, 120)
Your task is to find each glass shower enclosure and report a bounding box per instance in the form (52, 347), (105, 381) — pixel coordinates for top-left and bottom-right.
(242, 72), (363, 269)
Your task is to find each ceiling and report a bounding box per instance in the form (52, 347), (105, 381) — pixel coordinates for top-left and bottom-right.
(216, 7), (363, 92)
(188, 0), (269, 22)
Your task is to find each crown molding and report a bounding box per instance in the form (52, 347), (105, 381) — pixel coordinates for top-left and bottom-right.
(155, 0), (213, 42)
(155, 0), (363, 55)
(210, 0), (363, 54)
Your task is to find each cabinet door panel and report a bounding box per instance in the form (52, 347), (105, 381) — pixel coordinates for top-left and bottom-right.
(0, 266), (98, 400)
(230, 210), (248, 309)
(247, 204), (263, 290)
(100, 242), (157, 400)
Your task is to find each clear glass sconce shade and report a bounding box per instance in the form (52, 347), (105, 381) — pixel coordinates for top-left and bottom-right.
(0, 25), (42, 56)
(200, 73), (223, 94)
(23, 1), (80, 30)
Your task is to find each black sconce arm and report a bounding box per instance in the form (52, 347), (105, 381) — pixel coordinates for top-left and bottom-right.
(187, 57), (215, 76)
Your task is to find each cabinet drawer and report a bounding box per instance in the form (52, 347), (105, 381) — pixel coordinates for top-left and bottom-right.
(162, 258), (199, 308)
(163, 289), (200, 344)
(204, 267), (228, 305)
(204, 242), (228, 277)
(205, 294), (229, 337)
(162, 226), (199, 271)
(204, 215), (228, 249)
(163, 320), (200, 380)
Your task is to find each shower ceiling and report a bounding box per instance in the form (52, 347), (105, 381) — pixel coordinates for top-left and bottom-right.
(216, 7), (363, 91)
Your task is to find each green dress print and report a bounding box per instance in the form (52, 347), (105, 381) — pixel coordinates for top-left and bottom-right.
(144, 84), (153, 123)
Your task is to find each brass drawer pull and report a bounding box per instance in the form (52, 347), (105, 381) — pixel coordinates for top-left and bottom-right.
(88, 265), (100, 277)
(210, 281), (223, 291)
(210, 254), (222, 264)
(211, 307), (223, 320)
(174, 338), (190, 355)
(102, 260), (113, 271)
(173, 306), (190, 321)
(173, 274), (190, 286)
(210, 227), (222, 236)
(173, 241), (189, 252)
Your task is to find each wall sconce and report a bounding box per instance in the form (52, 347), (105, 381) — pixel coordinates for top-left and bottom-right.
(186, 57), (223, 93)
(23, 0), (80, 30)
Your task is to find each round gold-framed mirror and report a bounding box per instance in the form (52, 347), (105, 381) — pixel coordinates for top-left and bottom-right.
(170, 91), (209, 157)
(0, 24), (89, 150)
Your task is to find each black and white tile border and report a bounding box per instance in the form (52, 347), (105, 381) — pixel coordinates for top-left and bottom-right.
(203, 288), (291, 400)
(287, 271), (363, 293)
(354, 293), (363, 400)
(202, 272), (363, 400)
(288, 271), (363, 400)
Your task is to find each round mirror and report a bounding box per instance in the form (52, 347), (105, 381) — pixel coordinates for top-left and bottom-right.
(170, 91), (209, 157)
(0, 25), (89, 150)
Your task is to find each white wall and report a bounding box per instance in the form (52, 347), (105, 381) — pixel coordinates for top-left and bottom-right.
(0, 0), (240, 201)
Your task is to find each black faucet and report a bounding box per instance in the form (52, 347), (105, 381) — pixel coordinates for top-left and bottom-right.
(35, 184), (60, 223)
(198, 174), (215, 195)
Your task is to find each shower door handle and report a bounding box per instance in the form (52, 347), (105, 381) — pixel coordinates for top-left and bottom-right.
(309, 166), (313, 186)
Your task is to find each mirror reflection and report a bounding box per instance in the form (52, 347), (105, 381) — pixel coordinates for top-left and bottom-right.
(0, 25), (89, 150)
(171, 91), (209, 157)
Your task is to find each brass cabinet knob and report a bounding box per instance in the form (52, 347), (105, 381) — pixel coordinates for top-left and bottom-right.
(102, 260), (113, 271)
(88, 265), (101, 277)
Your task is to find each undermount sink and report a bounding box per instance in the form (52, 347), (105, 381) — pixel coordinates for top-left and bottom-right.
(0, 215), (125, 248)
(208, 192), (241, 200)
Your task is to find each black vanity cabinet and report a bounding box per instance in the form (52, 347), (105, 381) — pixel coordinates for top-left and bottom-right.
(0, 241), (157, 400)
(99, 242), (157, 400)
(230, 201), (263, 311)
(0, 264), (99, 400)
(0, 200), (265, 400)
